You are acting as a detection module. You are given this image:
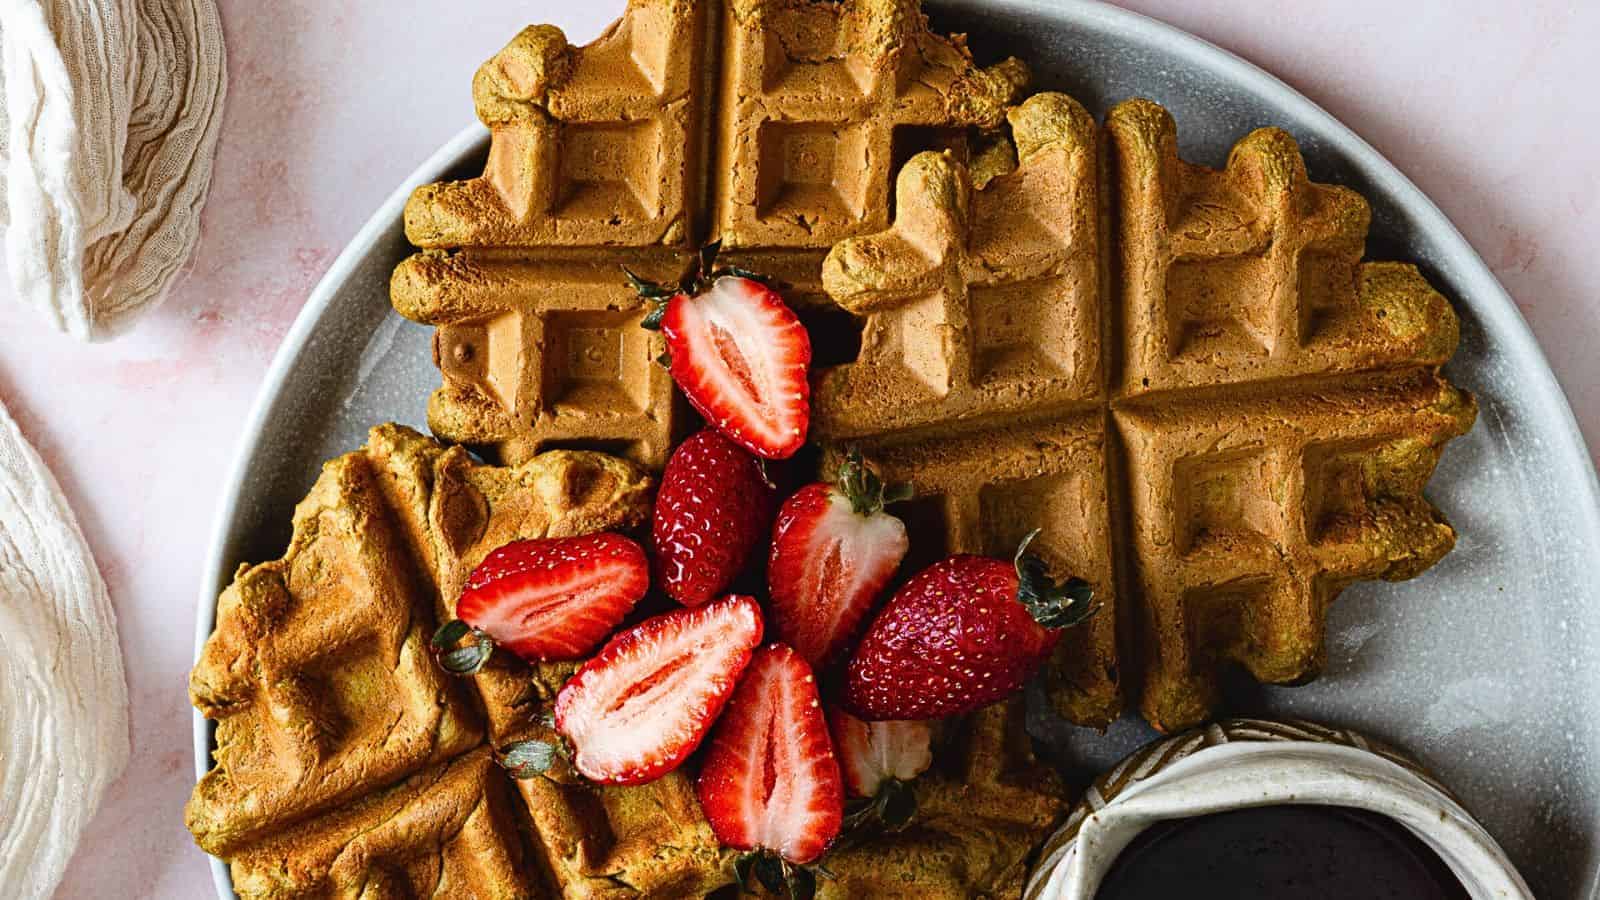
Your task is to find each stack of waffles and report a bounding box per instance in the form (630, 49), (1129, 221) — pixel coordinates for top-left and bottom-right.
(190, 0), (1475, 896)
(187, 424), (1062, 897)
(393, 0), (1473, 734)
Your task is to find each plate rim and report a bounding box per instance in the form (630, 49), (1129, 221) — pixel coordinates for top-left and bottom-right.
(190, 2), (1600, 897)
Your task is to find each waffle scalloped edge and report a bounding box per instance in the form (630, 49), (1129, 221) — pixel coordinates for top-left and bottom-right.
(810, 93), (1476, 733)
(389, 0), (1031, 471)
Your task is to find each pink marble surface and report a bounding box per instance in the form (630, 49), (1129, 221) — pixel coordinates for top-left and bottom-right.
(1, 1), (1589, 896)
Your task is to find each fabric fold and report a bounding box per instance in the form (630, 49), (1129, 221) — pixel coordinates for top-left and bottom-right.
(0, 0), (226, 340)
(0, 396), (129, 899)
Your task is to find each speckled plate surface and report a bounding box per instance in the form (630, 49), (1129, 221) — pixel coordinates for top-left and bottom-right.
(193, 2), (1600, 897)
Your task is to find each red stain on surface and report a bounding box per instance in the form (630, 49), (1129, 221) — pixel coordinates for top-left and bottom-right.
(294, 246), (332, 282)
(1492, 226), (1541, 274)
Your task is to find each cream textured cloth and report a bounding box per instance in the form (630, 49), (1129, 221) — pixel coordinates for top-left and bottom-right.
(0, 0), (226, 340)
(0, 398), (128, 898)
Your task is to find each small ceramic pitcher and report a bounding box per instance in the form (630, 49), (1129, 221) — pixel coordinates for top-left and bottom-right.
(1025, 719), (1532, 899)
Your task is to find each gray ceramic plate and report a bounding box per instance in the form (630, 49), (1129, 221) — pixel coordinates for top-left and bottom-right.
(193, 1), (1600, 896)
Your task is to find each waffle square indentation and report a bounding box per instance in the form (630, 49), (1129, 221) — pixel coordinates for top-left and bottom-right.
(970, 277), (1080, 386)
(557, 120), (664, 222)
(1166, 255), (1274, 358)
(543, 309), (652, 417)
(755, 121), (871, 228)
(1173, 446), (1280, 556)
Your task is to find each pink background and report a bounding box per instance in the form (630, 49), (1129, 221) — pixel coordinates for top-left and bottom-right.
(3, 1), (1592, 896)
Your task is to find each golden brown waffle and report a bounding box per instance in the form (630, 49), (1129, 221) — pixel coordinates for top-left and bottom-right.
(812, 96), (1475, 733)
(187, 424), (655, 897)
(821, 700), (1068, 898)
(224, 749), (531, 899)
(392, 0), (1028, 468)
(815, 93), (1121, 727)
(186, 442), (487, 859)
(189, 424), (1068, 898)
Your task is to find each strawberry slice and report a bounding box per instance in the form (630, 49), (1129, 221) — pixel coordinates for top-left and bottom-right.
(827, 707), (931, 831)
(554, 595), (763, 785)
(653, 429), (777, 606)
(827, 708), (932, 801)
(697, 644), (844, 875)
(432, 533), (649, 668)
(768, 449), (909, 667)
(632, 242), (811, 459)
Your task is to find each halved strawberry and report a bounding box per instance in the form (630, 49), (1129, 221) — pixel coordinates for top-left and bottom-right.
(653, 429), (777, 606)
(550, 595), (764, 785)
(827, 707), (932, 831)
(631, 242), (811, 459)
(431, 532), (649, 670)
(697, 644), (844, 879)
(828, 708), (932, 800)
(768, 449), (909, 667)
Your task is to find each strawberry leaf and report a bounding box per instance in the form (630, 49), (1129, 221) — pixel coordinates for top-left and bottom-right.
(640, 301), (669, 331)
(840, 778), (919, 836)
(495, 739), (560, 779)
(834, 446), (911, 516)
(713, 265), (781, 289)
(623, 267), (676, 300)
(878, 778), (917, 830)
(881, 481), (915, 506)
(697, 239), (723, 282)
(1013, 530), (1099, 629)
(784, 863), (816, 900)
(430, 619), (494, 675)
(753, 854), (787, 894)
(733, 853), (758, 893)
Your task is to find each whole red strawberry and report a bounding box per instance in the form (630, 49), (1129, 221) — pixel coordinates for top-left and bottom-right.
(698, 643), (843, 893)
(653, 429), (776, 606)
(842, 532), (1097, 721)
(431, 532), (649, 669)
(768, 449), (909, 667)
(630, 241), (811, 459)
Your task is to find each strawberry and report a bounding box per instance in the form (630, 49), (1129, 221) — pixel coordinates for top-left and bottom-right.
(431, 532), (649, 670)
(827, 708), (931, 831)
(697, 643), (844, 891)
(842, 531), (1097, 721)
(497, 596), (764, 786)
(768, 449), (909, 667)
(630, 241), (811, 459)
(652, 429), (776, 606)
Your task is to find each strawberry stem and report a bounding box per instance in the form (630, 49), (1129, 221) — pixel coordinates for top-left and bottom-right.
(735, 851), (817, 900)
(1012, 530), (1098, 629)
(430, 619), (495, 675)
(842, 777), (918, 833)
(627, 240), (783, 334)
(835, 447), (912, 516)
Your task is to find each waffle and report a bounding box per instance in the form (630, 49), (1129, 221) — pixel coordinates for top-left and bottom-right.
(821, 700), (1068, 898)
(391, 0), (1028, 468)
(815, 93), (1121, 727)
(189, 424), (1067, 898)
(813, 96), (1475, 732)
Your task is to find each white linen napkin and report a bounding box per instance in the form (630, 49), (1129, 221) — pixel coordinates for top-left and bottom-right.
(0, 0), (226, 340)
(0, 397), (128, 899)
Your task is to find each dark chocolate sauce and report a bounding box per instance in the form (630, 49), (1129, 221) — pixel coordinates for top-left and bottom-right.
(1093, 805), (1469, 900)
